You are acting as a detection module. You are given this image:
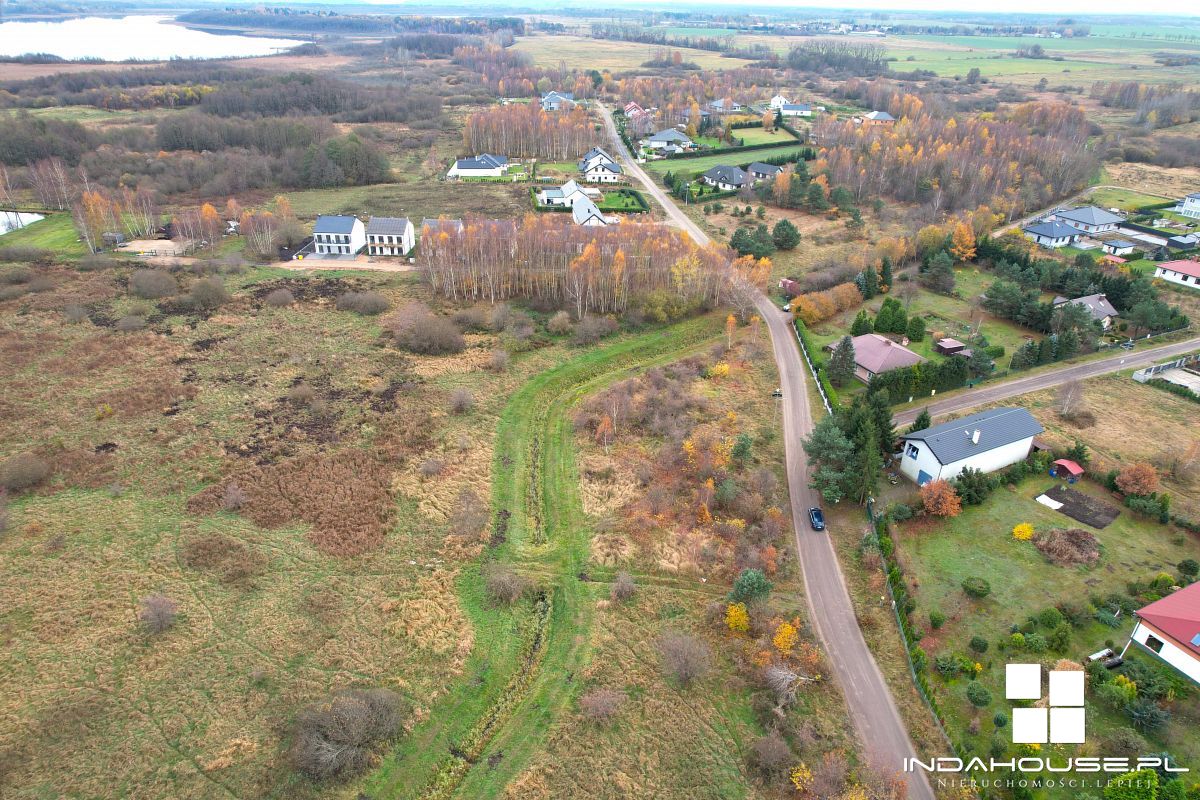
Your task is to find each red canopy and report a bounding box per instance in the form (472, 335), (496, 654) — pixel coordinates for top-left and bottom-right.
(1053, 459), (1084, 477)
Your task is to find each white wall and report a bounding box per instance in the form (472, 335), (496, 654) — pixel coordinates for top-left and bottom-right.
(314, 220), (365, 255)
(1155, 267), (1200, 290)
(898, 441), (944, 485)
(898, 436), (1035, 484)
(1130, 621), (1200, 685)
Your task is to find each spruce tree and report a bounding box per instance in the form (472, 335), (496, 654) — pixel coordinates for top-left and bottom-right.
(850, 310), (874, 336)
(861, 263), (879, 299)
(908, 408), (932, 433)
(880, 256), (893, 292)
(905, 314), (925, 342)
(828, 335), (857, 387)
(869, 390), (897, 455)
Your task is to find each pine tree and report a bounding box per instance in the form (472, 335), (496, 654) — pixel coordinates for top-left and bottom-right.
(861, 263), (879, 299)
(908, 408), (932, 433)
(850, 310), (874, 336)
(1058, 328), (1080, 359)
(806, 181), (829, 211)
(849, 428), (882, 504)
(802, 415), (855, 504)
(828, 335), (856, 387)
(869, 391), (897, 455)
(772, 218), (800, 250)
(924, 250), (956, 294)
(880, 256), (893, 292)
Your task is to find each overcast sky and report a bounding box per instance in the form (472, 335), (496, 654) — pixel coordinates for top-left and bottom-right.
(540, 0), (1200, 17)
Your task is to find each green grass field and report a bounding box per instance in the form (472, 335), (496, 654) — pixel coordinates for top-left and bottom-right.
(0, 213), (88, 257)
(645, 144), (812, 177)
(511, 34), (753, 72)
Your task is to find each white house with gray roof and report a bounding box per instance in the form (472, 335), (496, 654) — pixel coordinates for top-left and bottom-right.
(1048, 205), (1123, 234)
(701, 165), (750, 191)
(1023, 220), (1082, 248)
(536, 180), (593, 207)
(366, 217), (414, 257)
(1052, 292), (1118, 329)
(447, 153), (509, 179)
(643, 128), (693, 152)
(899, 407), (1044, 486)
(313, 215), (365, 256)
(1175, 193), (1200, 220)
(571, 195), (610, 227)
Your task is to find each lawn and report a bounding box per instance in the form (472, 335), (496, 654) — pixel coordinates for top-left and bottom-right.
(1087, 187), (1175, 212)
(272, 180), (531, 223)
(595, 189), (648, 212)
(645, 144), (814, 177)
(735, 126), (798, 146)
(0, 213), (88, 258)
(511, 33), (754, 72)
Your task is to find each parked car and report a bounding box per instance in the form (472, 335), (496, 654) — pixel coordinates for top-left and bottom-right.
(808, 507), (825, 531)
(781, 303), (791, 312)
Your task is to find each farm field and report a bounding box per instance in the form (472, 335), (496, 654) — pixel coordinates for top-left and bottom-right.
(511, 34), (754, 72)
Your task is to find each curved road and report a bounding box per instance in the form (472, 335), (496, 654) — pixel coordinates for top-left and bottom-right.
(598, 103), (936, 799)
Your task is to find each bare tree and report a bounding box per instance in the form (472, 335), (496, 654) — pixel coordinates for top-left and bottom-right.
(579, 687), (626, 725)
(749, 730), (794, 780)
(289, 688), (407, 780)
(610, 571), (636, 602)
(222, 482), (248, 511)
(449, 388), (475, 415)
(483, 563), (527, 605)
(657, 631), (712, 688)
(138, 595), (178, 635)
(1056, 379), (1085, 418)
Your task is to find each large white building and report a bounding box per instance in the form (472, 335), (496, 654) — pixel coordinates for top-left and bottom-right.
(447, 153), (509, 179)
(899, 407), (1044, 486)
(312, 215), (365, 256)
(365, 217), (414, 257)
(1174, 193), (1200, 220)
(1023, 221), (1081, 249)
(1154, 259), (1200, 290)
(1048, 205), (1124, 235)
(1123, 582), (1200, 686)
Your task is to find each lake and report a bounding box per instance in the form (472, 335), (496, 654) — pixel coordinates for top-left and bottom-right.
(0, 211), (45, 236)
(0, 15), (302, 61)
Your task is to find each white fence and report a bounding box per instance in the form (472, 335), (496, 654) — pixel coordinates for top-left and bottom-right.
(1132, 352), (1200, 383)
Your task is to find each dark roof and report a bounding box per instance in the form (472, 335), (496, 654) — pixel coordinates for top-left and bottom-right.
(314, 215), (360, 234)
(748, 162), (783, 175)
(1024, 221), (1080, 240)
(702, 165), (749, 186)
(902, 407), (1044, 466)
(1055, 206), (1123, 226)
(864, 110), (895, 121)
(648, 128), (690, 142)
(366, 217), (412, 236)
(454, 153), (508, 170)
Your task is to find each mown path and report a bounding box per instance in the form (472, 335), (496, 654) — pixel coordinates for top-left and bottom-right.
(366, 314), (724, 799)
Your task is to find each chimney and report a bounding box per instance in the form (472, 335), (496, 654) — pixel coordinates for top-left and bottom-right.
(971, 430), (981, 445)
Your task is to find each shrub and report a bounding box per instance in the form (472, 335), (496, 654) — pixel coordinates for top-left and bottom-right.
(966, 681), (992, 708)
(579, 687), (626, 725)
(116, 315), (146, 332)
(449, 388), (474, 415)
(573, 314), (619, 345)
(289, 688), (406, 780)
(929, 609), (946, 630)
(1179, 558), (1200, 577)
(386, 302), (464, 355)
(1037, 607), (1065, 629)
(729, 568), (772, 604)
(287, 383), (316, 406)
(483, 562), (527, 605)
(749, 730), (794, 779)
(418, 458), (445, 478)
(188, 277), (230, 311)
(63, 303), (88, 323)
(1115, 462), (1159, 496)
(1125, 698), (1169, 733)
(726, 602), (751, 633)
(138, 594), (178, 634)
(962, 577), (991, 599)
(0, 266), (32, 284)
(0, 453), (51, 491)
(264, 288), (295, 307)
(891, 503), (914, 521)
(488, 349), (510, 372)
(969, 636), (989, 654)
(1012, 522), (1034, 541)
(0, 245), (51, 264)
(547, 310), (572, 335)
(610, 571), (636, 602)
(129, 269), (177, 299)
(1025, 632), (1048, 653)
(449, 489), (489, 541)
(221, 482), (248, 511)
(920, 479), (962, 517)
(336, 290), (390, 315)
(993, 711), (1008, 728)
(658, 631), (712, 687)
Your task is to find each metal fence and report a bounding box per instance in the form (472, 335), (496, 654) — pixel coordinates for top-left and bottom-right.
(1132, 352), (1200, 383)
(790, 322), (833, 414)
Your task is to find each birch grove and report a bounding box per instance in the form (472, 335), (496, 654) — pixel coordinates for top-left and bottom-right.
(462, 104), (595, 160)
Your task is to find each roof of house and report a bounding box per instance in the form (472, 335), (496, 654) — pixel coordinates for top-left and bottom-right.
(902, 407), (1045, 466)
(453, 153), (508, 170)
(542, 91), (575, 101)
(421, 218), (463, 234)
(584, 160), (622, 174)
(702, 165), (749, 186)
(1103, 255), (1128, 264)
(541, 179), (586, 200)
(571, 196), (606, 225)
(850, 333), (925, 375)
(1157, 259), (1200, 279)
(781, 103), (811, 112)
(1055, 206), (1124, 226)
(1136, 582), (1200, 657)
(1104, 239), (1136, 248)
(581, 146), (615, 163)
(1054, 293), (1118, 321)
(1186, 192), (1200, 200)
(936, 337), (966, 349)
(1053, 458), (1085, 477)
(314, 215), (360, 234)
(1024, 221), (1081, 240)
(748, 161), (783, 175)
(864, 110), (895, 121)
(648, 128), (691, 142)
(708, 98), (741, 111)
(366, 217), (412, 236)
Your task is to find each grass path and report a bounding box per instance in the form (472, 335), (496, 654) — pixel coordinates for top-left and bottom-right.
(366, 314), (724, 799)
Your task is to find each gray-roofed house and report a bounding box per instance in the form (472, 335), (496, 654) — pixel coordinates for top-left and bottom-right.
(447, 153), (509, 179)
(571, 195), (609, 227)
(843, 333), (925, 383)
(540, 91), (576, 111)
(1176, 192), (1200, 220)
(747, 162), (783, 181)
(899, 407), (1045, 486)
(644, 128), (693, 151)
(701, 165), (749, 191)
(366, 217), (414, 257)
(313, 215), (365, 256)
(1023, 220), (1082, 249)
(857, 110), (895, 125)
(1049, 205), (1124, 234)
(536, 179), (591, 207)
(579, 148), (623, 183)
(1053, 292), (1119, 329)
(1101, 238), (1136, 256)
(779, 103), (812, 118)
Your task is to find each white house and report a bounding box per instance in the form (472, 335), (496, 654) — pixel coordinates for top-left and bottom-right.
(769, 94), (790, 110)
(707, 98), (743, 115)
(1174, 193), (1200, 220)
(1101, 238), (1136, 256)
(1154, 259), (1200, 290)
(643, 128), (693, 151)
(899, 407), (1044, 486)
(1123, 582), (1200, 686)
(312, 215), (365, 256)
(779, 103), (812, 118)
(447, 153), (509, 179)
(540, 91), (576, 111)
(701, 165), (750, 191)
(747, 161), (783, 182)
(537, 179), (592, 207)
(1023, 220), (1081, 249)
(579, 148), (623, 183)
(365, 217), (414, 257)
(571, 195), (609, 227)
(1048, 206), (1123, 234)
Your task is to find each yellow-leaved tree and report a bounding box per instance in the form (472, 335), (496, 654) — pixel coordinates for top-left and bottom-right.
(726, 602), (750, 633)
(773, 622), (798, 656)
(950, 221), (977, 263)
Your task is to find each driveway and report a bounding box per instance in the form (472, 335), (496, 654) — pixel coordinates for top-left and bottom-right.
(597, 102), (936, 799)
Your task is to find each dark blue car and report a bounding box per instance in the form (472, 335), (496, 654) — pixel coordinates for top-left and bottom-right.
(808, 507), (825, 531)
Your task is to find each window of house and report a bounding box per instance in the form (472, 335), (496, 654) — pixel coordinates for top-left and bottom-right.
(1145, 635), (1164, 653)
(906, 444), (920, 459)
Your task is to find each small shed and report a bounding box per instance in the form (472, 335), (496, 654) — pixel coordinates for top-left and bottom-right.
(935, 337), (966, 355)
(1052, 459), (1085, 482)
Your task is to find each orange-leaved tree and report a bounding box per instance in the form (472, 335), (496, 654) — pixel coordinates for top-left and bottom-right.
(1115, 462), (1159, 496)
(919, 479), (962, 517)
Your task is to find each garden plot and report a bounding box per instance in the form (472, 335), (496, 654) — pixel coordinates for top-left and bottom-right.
(1039, 484), (1122, 529)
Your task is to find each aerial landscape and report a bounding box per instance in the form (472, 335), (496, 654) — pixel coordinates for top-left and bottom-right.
(2, 0), (1200, 798)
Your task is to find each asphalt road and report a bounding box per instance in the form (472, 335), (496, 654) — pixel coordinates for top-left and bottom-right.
(597, 103), (936, 799)
(892, 334), (1200, 427)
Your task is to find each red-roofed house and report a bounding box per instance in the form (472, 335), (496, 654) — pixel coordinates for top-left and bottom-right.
(1154, 260), (1200, 291)
(1123, 582), (1200, 684)
(844, 333), (925, 383)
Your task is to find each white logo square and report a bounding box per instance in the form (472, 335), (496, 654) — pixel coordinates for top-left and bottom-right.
(1049, 670), (1084, 707)
(1006, 663), (1041, 700)
(1012, 707), (1048, 744)
(1050, 707), (1085, 744)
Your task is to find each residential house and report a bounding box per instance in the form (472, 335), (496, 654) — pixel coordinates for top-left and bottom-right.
(679, 107), (710, 126)
(1154, 259), (1200, 290)
(1123, 582), (1200, 686)
(855, 110), (895, 125)
(1169, 234), (1200, 251)
(447, 154), (509, 179)
(1052, 293), (1119, 330)
(769, 94), (790, 110)
(779, 103), (812, 118)
(578, 148), (623, 183)
(707, 98), (744, 115)
(701, 165), (750, 191)
(623, 101), (645, 116)
(1174, 192), (1200, 220)
(1101, 238), (1136, 256)
(1048, 206), (1123, 234)
(536, 179), (592, 207)
(898, 407), (1044, 486)
(1023, 221), (1082, 249)
(365, 217), (414, 257)
(778, 277), (802, 297)
(571, 195), (609, 227)
(843, 333), (925, 384)
(420, 218), (464, 241)
(643, 128), (693, 151)
(540, 91), (576, 111)
(313, 215), (365, 256)
(747, 162), (783, 182)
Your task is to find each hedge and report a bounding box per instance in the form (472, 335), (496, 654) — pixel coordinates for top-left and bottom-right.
(1146, 377), (1200, 404)
(665, 140), (811, 160)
